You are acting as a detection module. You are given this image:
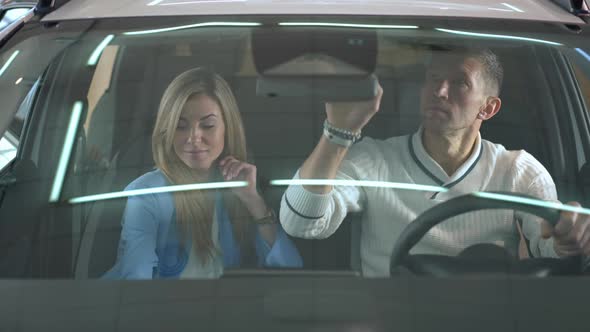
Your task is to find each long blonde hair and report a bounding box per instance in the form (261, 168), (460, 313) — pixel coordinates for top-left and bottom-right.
(152, 68), (252, 263)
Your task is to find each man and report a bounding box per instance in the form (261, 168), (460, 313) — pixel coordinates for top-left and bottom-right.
(279, 48), (590, 277)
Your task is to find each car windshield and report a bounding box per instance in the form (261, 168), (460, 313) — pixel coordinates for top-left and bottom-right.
(1, 15), (590, 280)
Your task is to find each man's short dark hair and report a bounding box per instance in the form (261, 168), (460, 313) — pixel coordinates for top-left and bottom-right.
(465, 48), (504, 97)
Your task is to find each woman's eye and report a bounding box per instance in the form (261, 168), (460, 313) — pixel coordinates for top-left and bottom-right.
(201, 123), (215, 129)
(177, 119), (189, 130)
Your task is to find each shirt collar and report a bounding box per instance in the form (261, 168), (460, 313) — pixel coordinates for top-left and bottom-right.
(410, 127), (482, 186)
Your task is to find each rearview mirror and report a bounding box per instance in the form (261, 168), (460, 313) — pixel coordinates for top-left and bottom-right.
(252, 27), (378, 101)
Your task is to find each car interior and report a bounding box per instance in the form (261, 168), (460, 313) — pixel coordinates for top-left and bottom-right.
(0, 23), (587, 279)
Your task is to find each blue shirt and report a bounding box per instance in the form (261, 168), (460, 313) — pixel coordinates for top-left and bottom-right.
(105, 169), (302, 279)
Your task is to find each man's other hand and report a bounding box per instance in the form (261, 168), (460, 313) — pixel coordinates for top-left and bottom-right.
(541, 202), (590, 257)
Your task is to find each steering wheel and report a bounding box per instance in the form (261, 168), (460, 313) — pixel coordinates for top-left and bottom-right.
(389, 192), (583, 276)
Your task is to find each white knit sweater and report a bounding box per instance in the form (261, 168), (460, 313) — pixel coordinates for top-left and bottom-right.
(280, 130), (558, 277)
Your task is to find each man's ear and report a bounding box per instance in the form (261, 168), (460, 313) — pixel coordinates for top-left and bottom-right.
(480, 96), (501, 120)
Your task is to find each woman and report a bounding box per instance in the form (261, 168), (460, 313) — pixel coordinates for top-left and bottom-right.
(106, 68), (302, 279)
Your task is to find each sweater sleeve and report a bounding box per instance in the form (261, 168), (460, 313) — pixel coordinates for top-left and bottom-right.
(101, 171), (173, 280)
(279, 141), (373, 239)
(117, 192), (161, 278)
(513, 152), (559, 258)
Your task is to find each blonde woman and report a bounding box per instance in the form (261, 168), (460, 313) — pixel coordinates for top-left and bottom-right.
(107, 68), (302, 279)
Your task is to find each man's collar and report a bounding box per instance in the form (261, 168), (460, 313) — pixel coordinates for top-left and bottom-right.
(409, 127), (482, 186)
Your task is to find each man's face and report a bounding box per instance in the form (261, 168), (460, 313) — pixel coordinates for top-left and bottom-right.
(419, 54), (490, 134)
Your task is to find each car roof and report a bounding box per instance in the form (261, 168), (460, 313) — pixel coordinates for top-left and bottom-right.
(42, 0), (584, 24)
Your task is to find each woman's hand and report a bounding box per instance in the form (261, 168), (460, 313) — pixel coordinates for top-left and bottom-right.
(218, 156), (277, 245)
(218, 155), (259, 201)
(218, 156), (270, 218)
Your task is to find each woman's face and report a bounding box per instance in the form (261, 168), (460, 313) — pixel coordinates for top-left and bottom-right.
(173, 94), (226, 176)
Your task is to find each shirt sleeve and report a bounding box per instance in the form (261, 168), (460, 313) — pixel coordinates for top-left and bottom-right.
(254, 226), (303, 268)
(279, 141), (372, 239)
(513, 152), (559, 258)
(116, 192), (161, 279)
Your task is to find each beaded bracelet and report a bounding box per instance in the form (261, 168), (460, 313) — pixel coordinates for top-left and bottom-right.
(324, 120), (362, 139)
(323, 120), (362, 147)
(323, 128), (354, 147)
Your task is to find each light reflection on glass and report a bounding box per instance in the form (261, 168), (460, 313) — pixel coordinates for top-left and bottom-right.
(87, 35), (115, 66)
(0, 50), (20, 77)
(0, 134), (17, 170)
(68, 181), (248, 204)
(147, 0), (165, 5)
(160, 0), (247, 5)
(270, 179), (447, 193)
(473, 192), (590, 216)
(487, 7), (512, 12)
(49, 102), (84, 203)
(575, 48), (590, 62)
(279, 22), (419, 29)
(271, 179), (590, 216)
(502, 2), (524, 12)
(123, 22), (261, 36)
(435, 28), (562, 46)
